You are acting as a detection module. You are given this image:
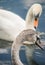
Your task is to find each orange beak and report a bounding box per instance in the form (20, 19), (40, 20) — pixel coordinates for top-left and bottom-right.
(34, 18), (38, 28)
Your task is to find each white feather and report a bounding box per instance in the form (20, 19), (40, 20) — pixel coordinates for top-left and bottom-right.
(0, 9), (25, 41)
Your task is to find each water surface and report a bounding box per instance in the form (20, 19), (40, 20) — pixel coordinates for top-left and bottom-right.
(0, 0), (45, 65)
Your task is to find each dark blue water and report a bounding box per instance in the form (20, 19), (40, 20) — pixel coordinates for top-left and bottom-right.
(0, 0), (45, 65)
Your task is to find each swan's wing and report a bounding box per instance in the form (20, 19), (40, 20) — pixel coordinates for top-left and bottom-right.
(0, 9), (25, 41)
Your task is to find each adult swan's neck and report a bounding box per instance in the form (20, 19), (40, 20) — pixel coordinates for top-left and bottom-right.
(25, 7), (34, 30)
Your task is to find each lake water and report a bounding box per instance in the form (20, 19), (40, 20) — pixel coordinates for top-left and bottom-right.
(0, 0), (45, 65)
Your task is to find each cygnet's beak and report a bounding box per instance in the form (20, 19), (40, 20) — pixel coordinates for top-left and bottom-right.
(35, 36), (44, 50)
(35, 41), (44, 50)
(23, 36), (44, 51)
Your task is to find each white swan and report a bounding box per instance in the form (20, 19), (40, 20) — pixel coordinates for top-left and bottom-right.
(0, 3), (42, 65)
(0, 4), (42, 41)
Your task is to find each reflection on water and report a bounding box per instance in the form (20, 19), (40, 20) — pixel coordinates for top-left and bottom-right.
(0, 39), (12, 65)
(0, 61), (11, 65)
(0, 47), (12, 65)
(33, 47), (45, 65)
(0, 39), (13, 48)
(0, 0), (45, 65)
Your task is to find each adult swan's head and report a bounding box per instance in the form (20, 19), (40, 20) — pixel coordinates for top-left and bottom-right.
(26, 3), (42, 30)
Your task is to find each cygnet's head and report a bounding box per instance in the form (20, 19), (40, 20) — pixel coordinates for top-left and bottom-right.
(32, 4), (42, 29)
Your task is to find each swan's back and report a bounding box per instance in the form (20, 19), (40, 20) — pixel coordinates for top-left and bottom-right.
(0, 9), (25, 41)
